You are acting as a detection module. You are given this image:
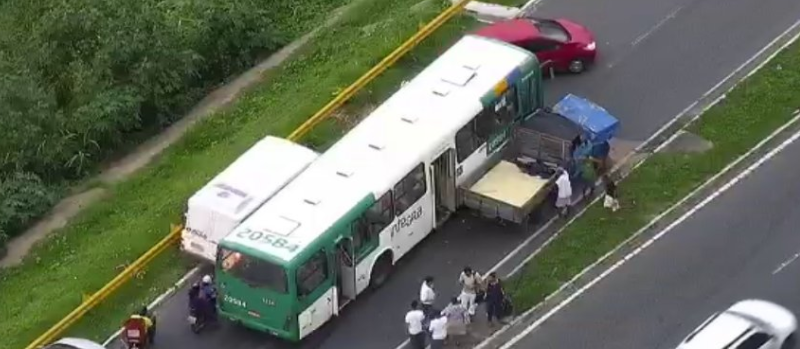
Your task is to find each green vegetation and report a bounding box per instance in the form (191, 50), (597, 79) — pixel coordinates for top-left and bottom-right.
(508, 41), (800, 310)
(0, 0), (483, 345)
(0, 0), (350, 248)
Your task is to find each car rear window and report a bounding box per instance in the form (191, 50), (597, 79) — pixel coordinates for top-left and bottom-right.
(530, 19), (571, 42)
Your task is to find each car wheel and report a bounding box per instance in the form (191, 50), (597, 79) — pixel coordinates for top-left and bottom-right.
(568, 59), (586, 74)
(369, 254), (393, 289)
(783, 333), (796, 349)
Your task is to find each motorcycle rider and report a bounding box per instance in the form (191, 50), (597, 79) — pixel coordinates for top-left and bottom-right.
(128, 306), (156, 345)
(188, 282), (204, 321)
(200, 274), (218, 320)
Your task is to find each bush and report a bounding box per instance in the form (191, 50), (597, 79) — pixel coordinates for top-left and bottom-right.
(0, 172), (58, 241)
(0, 0), (292, 180)
(0, 0), (346, 243)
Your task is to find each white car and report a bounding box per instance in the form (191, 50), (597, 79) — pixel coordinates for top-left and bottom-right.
(678, 299), (797, 349)
(44, 338), (106, 349)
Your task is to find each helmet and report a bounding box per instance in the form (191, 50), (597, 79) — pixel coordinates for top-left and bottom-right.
(202, 274), (213, 284)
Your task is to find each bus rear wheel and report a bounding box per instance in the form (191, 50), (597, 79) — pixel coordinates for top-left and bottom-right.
(369, 254), (393, 289)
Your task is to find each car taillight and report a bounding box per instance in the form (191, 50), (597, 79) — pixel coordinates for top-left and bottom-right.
(585, 41), (596, 50)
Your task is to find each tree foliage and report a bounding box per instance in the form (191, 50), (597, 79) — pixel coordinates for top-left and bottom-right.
(0, 0), (331, 249)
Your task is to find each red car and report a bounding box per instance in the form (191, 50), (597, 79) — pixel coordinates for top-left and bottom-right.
(474, 17), (597, 74)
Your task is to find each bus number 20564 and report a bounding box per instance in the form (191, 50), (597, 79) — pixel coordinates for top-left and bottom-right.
(236, 228), (300, 253)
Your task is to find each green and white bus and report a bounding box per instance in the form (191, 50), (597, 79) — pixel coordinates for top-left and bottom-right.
(215, 34), (544, 341)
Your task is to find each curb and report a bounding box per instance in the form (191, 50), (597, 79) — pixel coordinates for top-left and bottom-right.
(463, 2), (520, 19)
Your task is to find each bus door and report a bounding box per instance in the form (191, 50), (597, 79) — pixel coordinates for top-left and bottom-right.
(431, 148), (457, 226)
(334, 237), (357, 310)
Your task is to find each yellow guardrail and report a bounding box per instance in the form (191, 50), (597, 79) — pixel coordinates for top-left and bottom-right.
(25, 0), (472, 348)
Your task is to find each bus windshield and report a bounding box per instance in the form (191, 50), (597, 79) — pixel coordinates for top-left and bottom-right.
(218, 247), (288, 294)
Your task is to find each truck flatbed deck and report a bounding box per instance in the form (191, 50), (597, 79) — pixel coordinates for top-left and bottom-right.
(468, 160), (551, 208)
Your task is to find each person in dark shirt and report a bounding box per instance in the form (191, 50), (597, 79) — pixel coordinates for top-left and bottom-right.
(485, 272), (506, 326)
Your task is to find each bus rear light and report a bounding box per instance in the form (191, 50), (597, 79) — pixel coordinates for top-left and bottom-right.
(248, 311), (261, 318)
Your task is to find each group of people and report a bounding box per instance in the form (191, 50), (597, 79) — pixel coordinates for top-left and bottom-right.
(405, 268), (511, 349)
(555, 135), (621, 218)
(188, 274), (219, 326)
(123, 274), (218, 347)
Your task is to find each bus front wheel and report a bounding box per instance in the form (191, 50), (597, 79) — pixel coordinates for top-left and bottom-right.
(369, 254), (394, 289)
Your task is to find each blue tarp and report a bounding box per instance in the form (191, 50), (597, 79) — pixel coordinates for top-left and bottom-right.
(552, 94), (620, 144)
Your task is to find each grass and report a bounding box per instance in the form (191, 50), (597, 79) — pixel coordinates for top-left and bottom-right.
(508, 40), (800, 310)
(0, 0), (484, 347)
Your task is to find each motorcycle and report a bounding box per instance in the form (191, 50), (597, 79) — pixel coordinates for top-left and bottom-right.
(188, 300), (217, 334)
(187, 307), (206, 334)
(122, 321), (149, 349)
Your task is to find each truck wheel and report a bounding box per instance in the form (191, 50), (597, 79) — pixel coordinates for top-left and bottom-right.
(369, 254), (393, 289)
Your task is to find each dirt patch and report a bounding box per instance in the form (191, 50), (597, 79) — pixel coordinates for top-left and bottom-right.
(0, 3), (358, 269)
(659, 130), (714, 154)
(0, 188), (107, 268)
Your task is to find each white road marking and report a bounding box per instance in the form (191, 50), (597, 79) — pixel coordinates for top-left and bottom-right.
(499, 124), (800, 349)
(773, 251), (800, 275)
(398, 8), (800, 349)
(607, 5), (684, 69)
(475, 17), (800, 347)
(632, 5), (684, 46)
(100, 4), (800, 349)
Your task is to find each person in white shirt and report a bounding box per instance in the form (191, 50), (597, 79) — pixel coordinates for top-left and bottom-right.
(419, 276), (436, 319)
(405, 300), (426, 349)
(458, 266), (482, 316)
(555, 168), (573, 217)
(428, 312), (448, 349)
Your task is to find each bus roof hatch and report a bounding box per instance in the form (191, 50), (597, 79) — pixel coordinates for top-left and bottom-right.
(261, 214), (301, 238)
(441, 66), (476, 87)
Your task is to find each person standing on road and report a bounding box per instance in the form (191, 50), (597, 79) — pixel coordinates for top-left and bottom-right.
(458, 266), (482, 317)
(555, 168), (573, 218)
(441, 297), (468, 345)
(200, 274), (219, 321)
(485, 272), (505, 326)
(579, 156), (599, 198)
(429, 311), (448, 349)
(405, 300), (426, 349)
(603, 175), (620, 212)
(420, 276), (436, 320)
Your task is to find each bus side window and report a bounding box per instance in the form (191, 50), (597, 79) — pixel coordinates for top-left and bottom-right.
(455, 121), (478, 163)
(504, 85), (518, 119)
(350, 191), (393, 259)
(393, 163), (427, 215)
(366, 191), (394, 236)
(296, 250), (329, 298)
(474, 108), (496, 142)
(529, 75), (540, 110)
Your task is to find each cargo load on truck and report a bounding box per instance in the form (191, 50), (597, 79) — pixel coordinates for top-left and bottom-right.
(181, 136), (318, 262)
(460, 94), (619, 226)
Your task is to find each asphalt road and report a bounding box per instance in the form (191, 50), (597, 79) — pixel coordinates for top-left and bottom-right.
(506, 131), (800, 349)
(108, 0), (800, 347)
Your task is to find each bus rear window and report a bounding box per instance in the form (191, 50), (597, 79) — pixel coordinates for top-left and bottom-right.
(219, 247), (288, 293)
